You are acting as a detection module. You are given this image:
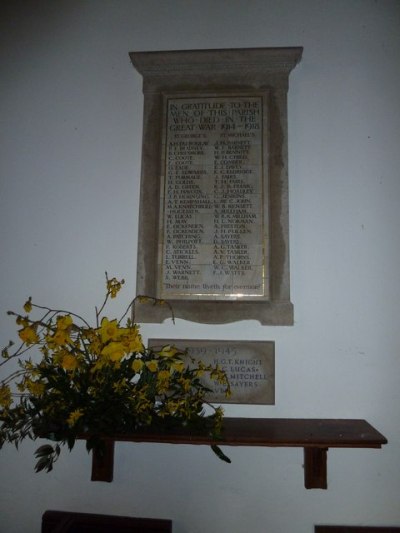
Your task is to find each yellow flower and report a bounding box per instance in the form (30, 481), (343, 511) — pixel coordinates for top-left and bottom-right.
(157, 345), (180, 358)
(157, 369), (170, 381)
(195, 361), (205, 377)
(18, 326), (39, 345)
(157, 370), (170, 393)
(107, 277), (124, 298)
(87, 334), (103, 354)
(61, 354), (79, 371)
(165, 399), (180, 415)
(171, 360), (185, 373)
(101, 341), (125, 362)
(211, 367), (229, 384)
(26, 380), (45, 396)
(40, 345), (49, 357)
(67, 409), (84, 427)
(51, 329), (72, 347)
(56, 315), (73, 330)
(0, 384), (12, 408)
(99, 317), (120, 343)
(15, 315), (28, 326)
(22, 359), (34, 371)
(132, 358), (144, 373)
(179, 377), (191, 392)
(51, 349), (65, 366)
(91, 357), (108, 372)
(145, 360), (158, 372)
(120, 328), (144, 353)
(23, 298), (32, 313)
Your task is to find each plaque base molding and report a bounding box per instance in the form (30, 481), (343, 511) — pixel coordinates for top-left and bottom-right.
(83, 418), (387, 490)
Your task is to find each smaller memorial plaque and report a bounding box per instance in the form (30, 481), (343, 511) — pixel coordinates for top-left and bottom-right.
(148, 339), (275, 405)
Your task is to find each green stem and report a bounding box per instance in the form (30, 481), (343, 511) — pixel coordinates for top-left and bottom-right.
(1, 369), (27, 386)
(127, 295), (175, 325)
(30, 305), (91, 329)
(95, 272), (113, 326)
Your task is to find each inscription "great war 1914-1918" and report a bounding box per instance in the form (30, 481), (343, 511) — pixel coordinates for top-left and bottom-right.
(159, 95), (268, 300)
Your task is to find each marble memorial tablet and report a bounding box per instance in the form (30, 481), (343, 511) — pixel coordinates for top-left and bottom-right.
(130, 47), (302, 324)
(148, 339), (275, 405)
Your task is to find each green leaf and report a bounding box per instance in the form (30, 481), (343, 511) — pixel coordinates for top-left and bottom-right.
(34, 456), (51, 473)
(211, 445), (231, 464)
(67, 436), (75, 451)
(34, 444), (54, 457)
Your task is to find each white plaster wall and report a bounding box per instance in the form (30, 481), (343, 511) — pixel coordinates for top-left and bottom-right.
(1, 1), (399, 532)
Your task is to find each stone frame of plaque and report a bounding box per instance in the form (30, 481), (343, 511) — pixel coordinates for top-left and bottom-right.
(130, 47), (302, 325)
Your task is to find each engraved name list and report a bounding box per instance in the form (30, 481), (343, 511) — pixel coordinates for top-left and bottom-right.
(159, 95), (269, 300)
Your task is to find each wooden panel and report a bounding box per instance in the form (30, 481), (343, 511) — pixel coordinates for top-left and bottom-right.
(42, 510), (172, 533)
(101, 418), (387, 448)
(83, 418), (387, 486)
(314, 526), (400, 533)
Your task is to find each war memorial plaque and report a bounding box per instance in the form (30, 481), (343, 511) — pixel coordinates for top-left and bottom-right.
(148, 339), (275, 405)
(130, 48), (302, 324)
(160, 94), (267, 300)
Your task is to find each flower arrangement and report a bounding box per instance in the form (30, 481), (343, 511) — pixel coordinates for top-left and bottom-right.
(0, 274), (231, 472)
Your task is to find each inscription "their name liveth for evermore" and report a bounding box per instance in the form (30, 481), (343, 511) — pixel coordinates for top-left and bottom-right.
(159, 95), (269, 301)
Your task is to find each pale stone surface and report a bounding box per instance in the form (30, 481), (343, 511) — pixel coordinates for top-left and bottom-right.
(130, 47), (302, 324)
(148, 339), (275, 405)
